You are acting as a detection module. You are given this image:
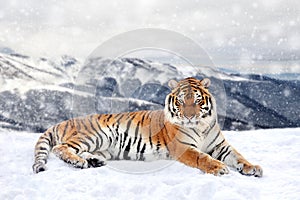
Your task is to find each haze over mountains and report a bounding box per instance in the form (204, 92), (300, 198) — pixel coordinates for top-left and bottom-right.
(0, 49), (299, 132)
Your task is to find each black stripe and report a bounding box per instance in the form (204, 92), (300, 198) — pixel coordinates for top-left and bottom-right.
(140, 112), (146, 126)
(40, 135), (51, 144)
(123, 138), (131, 160)
(216, 146), (230, 161)
(167, 96), (172, 114)
(88, 116), (99, 134)
(222, 150), (232, 161)
(112, 115), (123, 139)
(106, 114), (113, 122)
(37, 152), (48, 156)
(109, 136), (113, 145)
(76, 118), (82, 130)
(116, 133), (123, 160)
(67, 140), (81, 148)
(114, 122), (119, 138)
(178, 128), (198, 143)
(156, 135), (161, 151)
(190, 128), (200, 138)
(203, 119), (216, 136)
(122, 115), (132, 147)
(139, 143), (146, 161)
(69, 118), (75, 128)
(102, 126), (110, 141)
(106, 127), (114, 147)
(215, 139), (225, 149)
(176, 138), (197, 148)
(121, 133), (127, 149)
(83, 133), (94, 147)
(171, 97), (177, 117)
(86, 116), (101, 149)
(36, 155), (47, 160)
(207, 139), (225, 156)
(206, 131), (220, 149)
(98, 151), (106, 159)
(158, 112), (164, 128)
(162, 133), (169, 152)
(61, 120), (70, 140)
(122, 114), (135, 149)
(209, 97), (213, 110)
(115, 113), (125, 125)
(66, 143), (80, 153)
(144, 111), (151, 121)
(141, 111), (151, 127)
(97, 126), (105, 147)
(136, 135), (142, 153)
(36, 153), (47, 158)
(81, 118), (88, 130)
(94, 119), (107, 148)
(115, 134), (119, 148)
(149, 123), (153, 148)
(110, 114), (121, 143)
(217, 145), (226, 156)
(36, 140), (50, 146)
(80, 139), (91, 151)
(210, 119), (217, 129)
(114, 113), (122, 120)
(94, 135), (100, 149)
(38, 147), (48, 151)
(50, 127), (56, 145)
(132, 121), (140, 145)
(180, 85), (190, 91)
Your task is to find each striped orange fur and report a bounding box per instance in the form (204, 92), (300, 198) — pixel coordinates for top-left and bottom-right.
(33, 77), (263, 177)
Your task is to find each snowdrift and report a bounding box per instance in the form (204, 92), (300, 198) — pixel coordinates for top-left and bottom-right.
(0, 128), (299, 199)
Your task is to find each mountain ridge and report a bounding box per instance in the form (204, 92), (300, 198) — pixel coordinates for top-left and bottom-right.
(0, 50), (299, 132)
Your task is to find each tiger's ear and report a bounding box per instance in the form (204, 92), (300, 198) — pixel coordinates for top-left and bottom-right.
(200, 78), (211, 88)
(168, 79), (178, 89)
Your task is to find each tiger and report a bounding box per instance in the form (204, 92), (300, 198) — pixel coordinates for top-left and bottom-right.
(33, 77), (263, 177)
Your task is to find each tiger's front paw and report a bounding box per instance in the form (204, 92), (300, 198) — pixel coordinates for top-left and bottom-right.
(206, 159), (229, 176)
(237, 163), (263, 177)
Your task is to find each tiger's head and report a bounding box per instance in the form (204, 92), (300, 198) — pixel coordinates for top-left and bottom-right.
(164, 77), (215, 127)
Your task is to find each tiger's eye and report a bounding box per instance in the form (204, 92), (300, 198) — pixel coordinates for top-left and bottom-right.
(177, 99), (184, 105)
(195, 99), (202, 104)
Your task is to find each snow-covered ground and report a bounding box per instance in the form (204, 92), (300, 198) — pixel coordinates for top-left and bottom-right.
(0, 128), (299, 199)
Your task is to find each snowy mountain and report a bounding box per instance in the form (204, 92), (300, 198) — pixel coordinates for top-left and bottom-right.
(1, 128), (299, 199)
(0, 50), (299, 132)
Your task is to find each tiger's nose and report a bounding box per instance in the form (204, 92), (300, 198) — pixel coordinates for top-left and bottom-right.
(183, 106), (196, 120)
(184, 114), (195, 120)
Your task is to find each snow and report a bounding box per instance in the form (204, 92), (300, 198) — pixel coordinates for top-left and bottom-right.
(0, 128), (299, 199)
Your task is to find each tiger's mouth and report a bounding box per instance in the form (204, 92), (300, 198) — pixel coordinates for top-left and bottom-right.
(177, 112), (210, 127)
(180, 117), (200, 127)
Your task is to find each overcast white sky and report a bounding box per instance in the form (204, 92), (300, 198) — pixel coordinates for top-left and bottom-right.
(0, 0), (299, 74)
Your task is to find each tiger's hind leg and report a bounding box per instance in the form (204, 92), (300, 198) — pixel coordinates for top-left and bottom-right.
(52, 144), (88, 169)
(79, 151), (109, 168)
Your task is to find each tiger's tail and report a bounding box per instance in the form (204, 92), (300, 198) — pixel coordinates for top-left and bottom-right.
(32, 129), (54, 173)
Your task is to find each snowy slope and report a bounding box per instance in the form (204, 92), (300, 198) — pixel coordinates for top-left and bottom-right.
(0, 128), (299, 200)
(1, 51), (300, 132)
(0, 52), (81, 89)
